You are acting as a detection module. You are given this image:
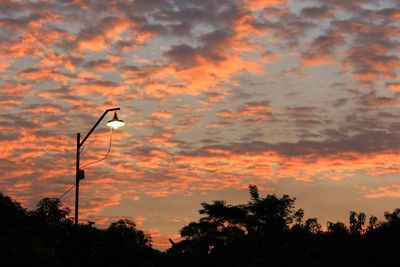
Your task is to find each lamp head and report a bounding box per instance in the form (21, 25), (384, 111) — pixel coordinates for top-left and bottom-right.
(107, 112), (125, 129)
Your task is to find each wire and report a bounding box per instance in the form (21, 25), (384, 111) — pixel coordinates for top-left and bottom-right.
(80, 127), (113, 169)
(57, 128), (114, 200)
(58, 184), (76, 200)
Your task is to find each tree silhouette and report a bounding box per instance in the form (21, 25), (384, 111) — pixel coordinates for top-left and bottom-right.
(327, 221), (348, 235)
(2, 187), (400, 267)
(0, 192), (28, 227)
(367, 215), (379, 231)
(90, 219), (157, 267)
(304, 217), (321, 234)
(168, 185), (320, 267)
(246, 186), (300, 235)
(349, 211), (366, 234)
(0, 193), (61, 266)
(31, 198), (72, 227)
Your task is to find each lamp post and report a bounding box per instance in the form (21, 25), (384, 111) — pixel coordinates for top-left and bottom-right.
(74, 108), (125, 264)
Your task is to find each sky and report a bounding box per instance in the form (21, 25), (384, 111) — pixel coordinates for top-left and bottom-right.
(1, 0), (400, 249)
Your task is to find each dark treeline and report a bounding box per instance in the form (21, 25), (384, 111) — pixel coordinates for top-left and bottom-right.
(1, 185), (400, 266)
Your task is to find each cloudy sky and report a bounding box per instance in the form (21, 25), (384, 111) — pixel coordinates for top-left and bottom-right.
(1, 0), (400, 248)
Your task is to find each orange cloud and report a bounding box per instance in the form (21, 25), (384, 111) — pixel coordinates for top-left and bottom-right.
(24, 104), (63, 114)
(244, 0), (287, 10)
(70, 83), (128, 96)
(386, 82), (400, 91)
(18, 68), (73, 82)
(76, 17), (131, 52)
(302, 54), (336, 67)
(79, 192), (122, 216)
(151, 111), (173, 119)
(217, 110), (237, 120)
(238, 101), (273, 122)
(143, 54), (263, 97)
(0, 61), (9, 71)
(364, 184), (400, 199)
(78, 35), (108, 51)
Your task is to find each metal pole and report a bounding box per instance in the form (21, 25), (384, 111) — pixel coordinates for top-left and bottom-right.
(75, 132), (80, 227)
(75, 132), (80, 266)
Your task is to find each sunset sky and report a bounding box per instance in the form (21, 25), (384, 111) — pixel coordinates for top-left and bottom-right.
(1, 0), (400, 248)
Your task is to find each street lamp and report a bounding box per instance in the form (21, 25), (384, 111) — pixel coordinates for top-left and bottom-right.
(73, 107), (124, 266)
(74, 108), (125, 228)
(106, 112), (126, 129)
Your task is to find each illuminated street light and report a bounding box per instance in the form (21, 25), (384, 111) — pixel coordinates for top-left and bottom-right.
(106, 112), (125, 129)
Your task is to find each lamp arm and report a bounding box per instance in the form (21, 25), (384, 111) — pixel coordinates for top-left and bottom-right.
(79, 107), (120, 147)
